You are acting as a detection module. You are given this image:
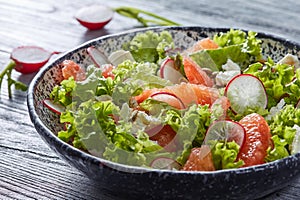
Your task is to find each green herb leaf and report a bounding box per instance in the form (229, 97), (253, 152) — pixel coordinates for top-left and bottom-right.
(0, 61), (28, 98)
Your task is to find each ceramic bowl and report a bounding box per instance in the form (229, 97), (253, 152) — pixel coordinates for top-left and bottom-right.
(27, 26), (300, 200)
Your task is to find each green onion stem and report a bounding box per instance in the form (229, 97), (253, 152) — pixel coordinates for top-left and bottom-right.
(114, 7), (181, 27)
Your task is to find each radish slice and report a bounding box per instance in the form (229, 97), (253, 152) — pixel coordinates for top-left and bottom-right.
(150, 157), (181, 170)
(204, 120), (246, 148)
(225, 74), (268, 114)
(75, 5), (114, 30)
(10, 46), (55, 74)
(87, 46), (110, 67)
(160, 58), (186, 84)
(43, 99), (65, 115)
(150, 91), (186, 109)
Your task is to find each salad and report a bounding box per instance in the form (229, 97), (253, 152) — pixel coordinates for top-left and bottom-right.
(45, 29), (300, 171)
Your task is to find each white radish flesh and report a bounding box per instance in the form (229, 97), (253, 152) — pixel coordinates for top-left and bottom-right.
(160, 58), (186, 84)
(204, 120), (246, 148)
(87, 46), (110, 67)
(225, 74), (268, 115)
(75, 5), (114, 30)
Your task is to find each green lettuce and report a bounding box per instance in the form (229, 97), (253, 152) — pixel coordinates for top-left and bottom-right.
(244, 58), (298, 108)
(213, 29), (262, 56)
(266, 104), (300, 161)
(59, 94), (164, 167)
(265, 135), (289, 162)
(73, 100), (114, 154)
(111, 60), (172, 107)
(122, 30), (174, 63)
(285, 68), (300, 105)
(210, 141), (244, 170)
(73, 65), (104, 102)
(50, 77), (76, 106)
(139, 99), (213, 166)
(57, 110), (84, 149)
(189, 29), (262, 71)
(174, 105), (212, 165)
(103, 118), (163, 167)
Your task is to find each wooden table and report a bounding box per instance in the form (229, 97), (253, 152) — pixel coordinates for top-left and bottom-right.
(1, 0), (300, 199)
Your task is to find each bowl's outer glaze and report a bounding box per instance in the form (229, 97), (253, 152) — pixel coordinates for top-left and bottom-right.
(28, 26), (300, 200)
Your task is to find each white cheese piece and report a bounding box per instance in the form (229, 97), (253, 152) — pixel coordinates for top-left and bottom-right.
(278, 54), (300, 69)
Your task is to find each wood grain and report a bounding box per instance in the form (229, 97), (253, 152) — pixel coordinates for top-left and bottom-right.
(1, 0), (300, 199)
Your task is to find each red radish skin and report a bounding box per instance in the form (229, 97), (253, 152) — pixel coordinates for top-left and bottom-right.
(10, 46), (56, 74)
(150, 91), (186, 109)
(43, 99), (65, 115)
(75, 5), (114, 30)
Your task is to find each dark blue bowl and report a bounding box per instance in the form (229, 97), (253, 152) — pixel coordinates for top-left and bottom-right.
(27, 26), (300, 200)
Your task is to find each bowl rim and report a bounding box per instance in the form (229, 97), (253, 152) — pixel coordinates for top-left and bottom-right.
(27, 25), (300, 175)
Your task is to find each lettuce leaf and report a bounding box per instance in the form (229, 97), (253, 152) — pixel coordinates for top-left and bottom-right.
(213, 29), (262, 57)
(71, 65), (105, 102)
(113, 60), (159, 79)
(139, 99), (213, 165)
(57, 110), (84, 149)
(265, 135), (289, 162)
(268, 104), (300, 144)
(210, 141), (244, 170)
(175, 104), (213, 165)
(189, 29), (262, 71)
(285, 68), (300, 105)
(266, 104), (300, 161)
(74, 100), (113, 154)
(102, 103), (164, 166)
(244, 58), (297, 108)
(213, 29), (247, 47)
(204, 45), (250, 70)
(50, 77), (76, 106)
(111, 60), (171, 107)
(122, 30), (174, 63)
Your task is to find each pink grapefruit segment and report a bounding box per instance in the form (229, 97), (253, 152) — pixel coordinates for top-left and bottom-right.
(190, 38), (219, 52)
(134, 82), (220, 109)
(61, 60), (86, 81)
(183, 56), (214, 87)
(237, 113), (272, 167)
